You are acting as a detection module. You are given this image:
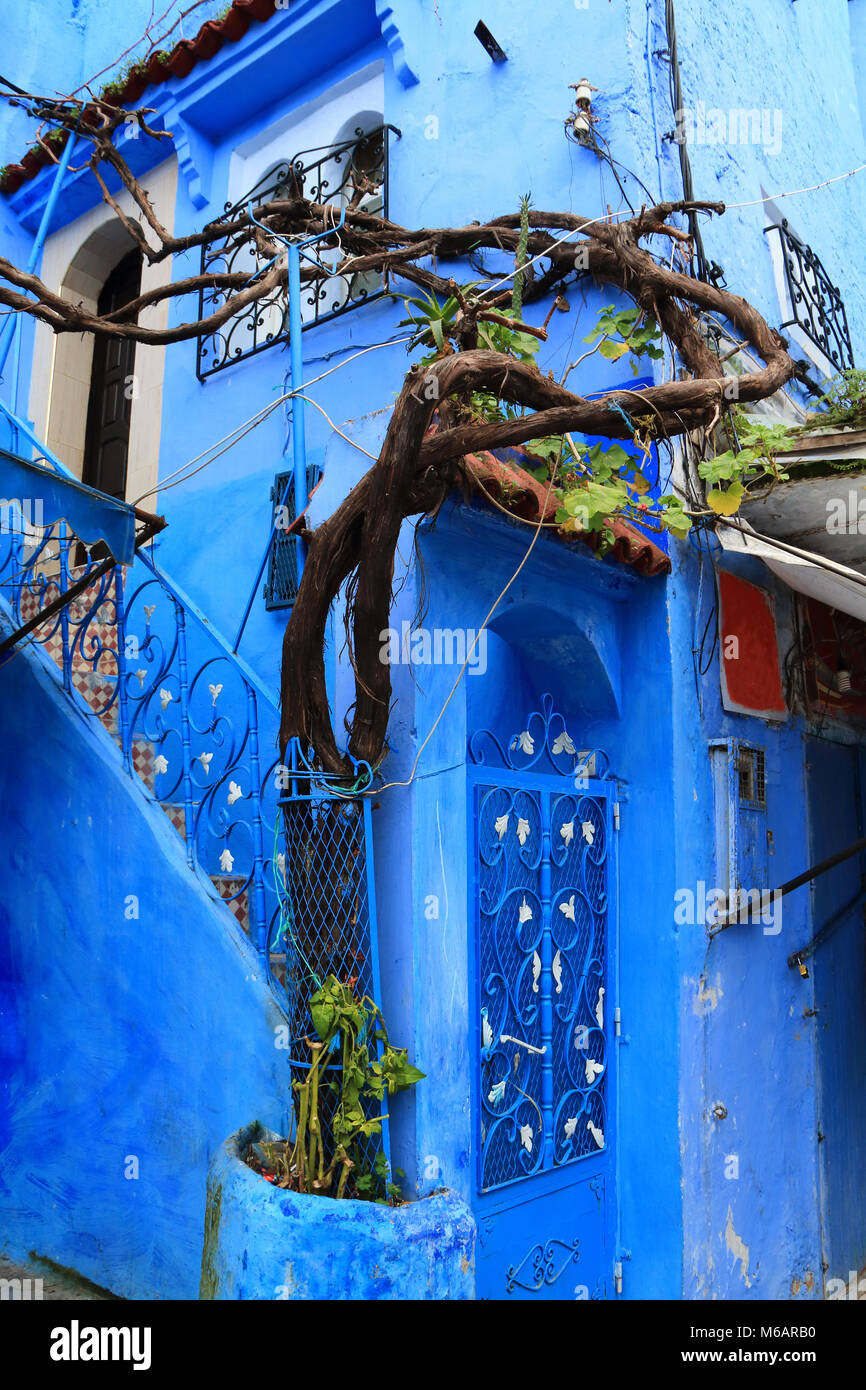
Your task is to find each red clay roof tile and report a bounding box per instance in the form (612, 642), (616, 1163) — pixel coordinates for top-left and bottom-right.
(462, 447), (671, 577)
(0, 0), (278, 195)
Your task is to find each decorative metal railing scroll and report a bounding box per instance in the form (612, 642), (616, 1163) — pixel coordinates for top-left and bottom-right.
(197, 124), (399, 378)
(0, 509), (283, 961)
(764, 220), (854, 374)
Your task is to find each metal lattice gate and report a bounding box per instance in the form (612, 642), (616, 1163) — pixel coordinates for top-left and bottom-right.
(468, 697), (618, 1299)
(272, 740), (389, 1178)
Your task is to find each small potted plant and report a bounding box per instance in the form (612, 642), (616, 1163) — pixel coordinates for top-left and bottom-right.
(200, 977), (475, 1299)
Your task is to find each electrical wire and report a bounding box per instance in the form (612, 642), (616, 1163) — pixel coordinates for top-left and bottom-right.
(723, 167), (866, 211)
(132, 333), (414, 505)
(663, 0), (716, 283)
(291, 394), (378, 461)
(591, 130), (658, 211)
(471, 149), (866, 304)
(359, 461), (564, 798)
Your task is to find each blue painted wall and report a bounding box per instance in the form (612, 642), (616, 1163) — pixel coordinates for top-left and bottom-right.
(1, 0), (865, 1298)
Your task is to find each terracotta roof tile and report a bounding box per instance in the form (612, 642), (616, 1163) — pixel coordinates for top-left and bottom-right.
(1, 0), (277, 195)
(462, 447), (671, 578)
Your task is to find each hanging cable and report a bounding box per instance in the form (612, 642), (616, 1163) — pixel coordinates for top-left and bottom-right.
(662, 0), (724, 286)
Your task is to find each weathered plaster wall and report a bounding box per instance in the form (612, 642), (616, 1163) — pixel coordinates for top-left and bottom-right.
(669, 548), (825, 1300)
(0, 623), (291, 1299)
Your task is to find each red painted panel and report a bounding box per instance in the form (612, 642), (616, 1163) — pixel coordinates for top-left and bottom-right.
(718, 571), (787, 718)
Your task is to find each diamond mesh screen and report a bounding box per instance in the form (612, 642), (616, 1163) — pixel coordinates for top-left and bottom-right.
(278, 794), (374, 1047)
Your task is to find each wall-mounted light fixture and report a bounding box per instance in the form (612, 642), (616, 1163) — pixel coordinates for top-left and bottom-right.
(565, 78), (597, 146)
(474, 21), (507, 62)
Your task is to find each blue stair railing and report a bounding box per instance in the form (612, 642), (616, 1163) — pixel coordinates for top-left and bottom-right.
(0, 486), (284, 970)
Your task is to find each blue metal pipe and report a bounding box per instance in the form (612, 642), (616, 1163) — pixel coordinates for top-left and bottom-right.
(287, 240), (308, 584)
(231, 211), (344, 655)
(0, 131), (78, 381)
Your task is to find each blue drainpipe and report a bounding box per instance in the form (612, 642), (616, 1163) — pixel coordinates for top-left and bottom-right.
(0, 130), (78, 385)
(232, 213), (345, 654)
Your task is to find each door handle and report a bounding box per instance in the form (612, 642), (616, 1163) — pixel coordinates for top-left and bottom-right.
(500, 1034), (547, 1055)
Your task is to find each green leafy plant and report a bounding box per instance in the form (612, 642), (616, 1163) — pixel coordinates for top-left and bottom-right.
(399, 279), (542, 424)
(812, 367), (866, 428)
(581, 304), (665, 373)
(256, 976), (423, 1203)
(697, 414), (796, 514)
(511, 192), (532, 322)
(400, 291), (687, 548)
(696, 371), (866, 516)
(555, 434), (691, 546)
(399, 288), (461, 354)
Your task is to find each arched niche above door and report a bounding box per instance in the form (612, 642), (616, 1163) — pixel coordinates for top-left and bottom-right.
(473, 603), (622, 729)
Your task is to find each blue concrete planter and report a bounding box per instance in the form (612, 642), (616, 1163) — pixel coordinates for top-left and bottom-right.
(200, 1123), (476, 1300)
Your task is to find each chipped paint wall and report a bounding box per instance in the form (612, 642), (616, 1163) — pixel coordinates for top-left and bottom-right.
(635, 0), (866, 1300)
(1, 0), (865, 1300)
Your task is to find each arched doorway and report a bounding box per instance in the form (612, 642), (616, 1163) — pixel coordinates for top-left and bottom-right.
(31, 161), (177, 513)
(81, 247), (142, 502)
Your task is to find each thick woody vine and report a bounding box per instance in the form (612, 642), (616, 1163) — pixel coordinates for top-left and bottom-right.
(0, 94), (805, 777)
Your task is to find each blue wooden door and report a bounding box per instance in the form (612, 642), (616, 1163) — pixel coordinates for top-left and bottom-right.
(807, 738), (866, 1288)
(468, 699), (618, 1300)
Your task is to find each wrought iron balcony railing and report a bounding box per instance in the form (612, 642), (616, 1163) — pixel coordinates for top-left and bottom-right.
(196, 124), (399, 379)
(764, 220), (854, 375)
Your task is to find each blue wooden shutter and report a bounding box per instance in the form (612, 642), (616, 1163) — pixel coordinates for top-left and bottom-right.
(264, 466), (320, 611)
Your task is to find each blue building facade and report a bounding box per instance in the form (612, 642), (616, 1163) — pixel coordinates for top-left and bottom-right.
(1, 0), (866, 1300)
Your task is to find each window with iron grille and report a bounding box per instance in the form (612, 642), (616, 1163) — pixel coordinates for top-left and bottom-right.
(737, 743), (766, 810)
(709, 739), (770, 928)
(197, 123), (399, 379)
(763, 219), (854, 375)
(264, 465), (320, 610)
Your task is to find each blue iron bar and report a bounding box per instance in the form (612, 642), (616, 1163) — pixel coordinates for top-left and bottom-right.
(0, 396), (77, 477)
(231, 207), (346, 655)
(0, 131), (78, 383)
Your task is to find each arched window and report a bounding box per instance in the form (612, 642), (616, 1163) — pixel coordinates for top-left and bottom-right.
(198, 115), (396, 376)
(306, 113), (387, 322)
(31, 166), (175, 518)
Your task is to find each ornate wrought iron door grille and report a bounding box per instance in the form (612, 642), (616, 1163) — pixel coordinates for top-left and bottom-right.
(469, 697), (614, 1195)
(197, 124), (399, 378)
(764, 220), (854, 373)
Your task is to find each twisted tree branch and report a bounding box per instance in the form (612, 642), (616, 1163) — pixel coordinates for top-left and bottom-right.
(0, 109), (795, 774)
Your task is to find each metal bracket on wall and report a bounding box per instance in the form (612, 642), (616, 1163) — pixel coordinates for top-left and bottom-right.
(787, 882), (866, 975)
